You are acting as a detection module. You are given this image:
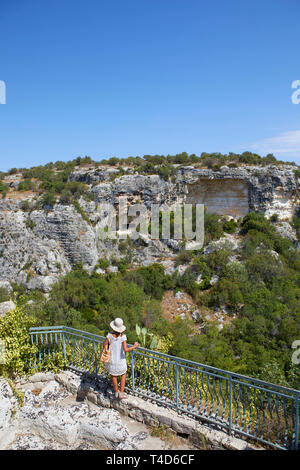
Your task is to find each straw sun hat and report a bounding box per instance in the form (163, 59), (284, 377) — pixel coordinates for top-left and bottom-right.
(110, 317), (126, 333)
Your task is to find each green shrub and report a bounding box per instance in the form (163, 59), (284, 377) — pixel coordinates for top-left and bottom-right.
(8, 168), (19, 175)
(59, 189), (72, 204)
(72, 200), (91, 224)
(223, 219), (238, 233)
(270, 213), (279, 223)
(191, 256), (212, 277)
(204, 212), (223, 242)
(25, 218), (36, 229)
(41, 191), (56, 207)
(292, 208), (300, 241)
(206, 249), (231, 276)
(0, 181), (8, 198)
(241, 212), (274, 236)
(20, 200), (32, 212)
(245, 252), (283, 285)
(0, 305), (38, 377)
(125, 264), (173, 300)
(210, 278), (244, 310)
(143, 155), (166, 165)
(241, 230), (274, 257)
(18, 179), (35, 192)
(294, 168), (300, 179)
(96, 258), (110, 270)
(0, 287), (10, 303)
(43, 269), (146, 342)
(175, 250), (193, 266)
(157, 165), (176, 181)
(107, 157), (120, 166)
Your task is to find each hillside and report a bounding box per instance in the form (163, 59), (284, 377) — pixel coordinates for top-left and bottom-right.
(0, 153), (300, 389)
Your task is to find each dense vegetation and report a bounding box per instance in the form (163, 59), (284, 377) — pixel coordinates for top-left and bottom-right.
(4, 211), (298, 389)
(0, 303), (66, 378)
(0, 305), (40, 377)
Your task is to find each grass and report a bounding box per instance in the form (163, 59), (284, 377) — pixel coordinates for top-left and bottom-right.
(72, 200), (91, 225)
(150, 425), (177, 445)
(5, 377), (25, 408)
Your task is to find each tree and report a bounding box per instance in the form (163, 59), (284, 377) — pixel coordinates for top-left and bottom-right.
(41, 190), (56, 207)
(0, 182), (8, 198)
(0, 305), (37, 377)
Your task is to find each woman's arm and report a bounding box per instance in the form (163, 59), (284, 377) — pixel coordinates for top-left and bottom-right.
(122, 341), (139, 353)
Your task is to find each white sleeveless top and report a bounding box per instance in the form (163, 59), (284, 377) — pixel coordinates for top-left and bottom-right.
(106, 333), (127, 376)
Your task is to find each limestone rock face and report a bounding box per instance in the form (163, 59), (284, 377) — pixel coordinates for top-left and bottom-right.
(0, 379), (17, 432)
(203, 233), (240, 255)
(275, 221), (299, 245)
(0, 165), (299, 289)
(179, 164), (298, 220)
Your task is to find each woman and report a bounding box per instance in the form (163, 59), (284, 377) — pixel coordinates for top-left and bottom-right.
(102, 317), (139, 399)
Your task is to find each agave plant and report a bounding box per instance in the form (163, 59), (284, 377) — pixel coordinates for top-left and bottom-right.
(135, 324), (158, 350)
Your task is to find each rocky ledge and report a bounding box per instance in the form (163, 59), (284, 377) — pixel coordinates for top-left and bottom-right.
(0, 373), (149, 450)
(0, 370), (261, 450)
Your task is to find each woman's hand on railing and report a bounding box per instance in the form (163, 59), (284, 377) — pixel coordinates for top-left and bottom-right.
(123, 341), (139, 353)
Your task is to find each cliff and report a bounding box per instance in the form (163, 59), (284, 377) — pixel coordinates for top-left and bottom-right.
(0, 164), (299, 291)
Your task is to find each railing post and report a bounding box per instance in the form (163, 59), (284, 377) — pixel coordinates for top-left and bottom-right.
(62, 328), (66, 362)
(30, 332), (34, 368)
(296, 393), (299, 450)
(93, 341), (98, 377)
(131, 350), (135, 391)
(176, 361), (179, 412)
(229, 374), (232, 436)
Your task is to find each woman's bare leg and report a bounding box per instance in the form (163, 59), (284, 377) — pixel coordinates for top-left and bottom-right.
(120, 372), (126, 395)
(111, 375), (119, 394)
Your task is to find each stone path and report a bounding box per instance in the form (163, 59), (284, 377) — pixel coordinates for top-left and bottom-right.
(0, 373), (197, 451)
(57, 391), (194, 450)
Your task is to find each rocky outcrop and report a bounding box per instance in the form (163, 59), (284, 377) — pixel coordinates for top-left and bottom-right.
(0, 165), (298, 290)
(178, 164), (299, 219)
(275, 221), (299, 245)
(0, 373), (148, 450)
(54, 370), (259, 450)
(0, 369), (262, 450)
(0, 203), (96, 290)
(0, 379), (18, 431)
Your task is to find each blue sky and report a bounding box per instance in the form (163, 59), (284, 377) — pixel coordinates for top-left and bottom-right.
(0, 0), (300, 171)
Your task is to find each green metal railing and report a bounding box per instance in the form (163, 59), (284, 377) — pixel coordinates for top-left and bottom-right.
(29, 325), (300, 450)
